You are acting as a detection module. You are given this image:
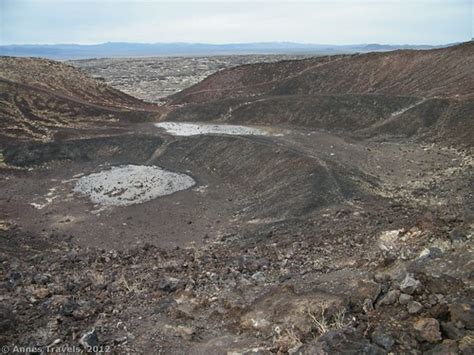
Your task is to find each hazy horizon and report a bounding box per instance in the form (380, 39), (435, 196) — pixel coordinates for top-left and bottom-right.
(1, 0), (472, 46)
(0, 40), (465, 46)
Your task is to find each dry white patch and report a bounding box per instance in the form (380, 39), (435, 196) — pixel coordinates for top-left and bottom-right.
(30, 203), (46, 210)
(155, 122), (273, 136)
(247, 217), (286, 225)
(30, 187), (59, 209)
(74, 165), (195, 207)
(193, 184), (208, 193)
(390, 98), (427, 117)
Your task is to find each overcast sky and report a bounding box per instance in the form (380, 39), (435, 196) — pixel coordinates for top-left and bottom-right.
(0, 0), (472, 45)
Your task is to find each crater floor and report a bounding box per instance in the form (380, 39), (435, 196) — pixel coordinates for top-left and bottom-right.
(74, 164), (195, 207)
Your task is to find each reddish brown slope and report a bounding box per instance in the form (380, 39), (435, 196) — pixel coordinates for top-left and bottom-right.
(0, 57), (160, 143)
(164, 43), (473, 145)
(0, 56), (157, 110)
(169, 42), (474, 105)
(271, 42), (473, 99)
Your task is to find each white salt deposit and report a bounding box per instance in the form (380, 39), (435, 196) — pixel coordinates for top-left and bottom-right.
(74, 165), (195, 207)
(155, 122), (271, 136)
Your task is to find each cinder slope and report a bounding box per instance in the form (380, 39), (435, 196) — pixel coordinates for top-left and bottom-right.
(164, 42), (474, 146)
(165, 94), (420, 130)
(0, 56), (157, 109)
(155, 134), (377, 220)
(0, 57), (160, 144)
(169, 42), (474, 104)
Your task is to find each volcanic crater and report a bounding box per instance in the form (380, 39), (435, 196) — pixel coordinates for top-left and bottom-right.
(1, 43), (473, 354)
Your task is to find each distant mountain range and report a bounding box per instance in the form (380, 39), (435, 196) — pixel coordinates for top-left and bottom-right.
(0, 42), (457, 60)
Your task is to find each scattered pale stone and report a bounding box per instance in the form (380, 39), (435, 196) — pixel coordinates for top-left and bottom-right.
(251, 272), (265, 283)
(378, 229), (404, 252)
(176, 326), (195, 341)
(419, 248), (431, 258)
(458, 335), (474, 354)
(33, 287), (51, 299)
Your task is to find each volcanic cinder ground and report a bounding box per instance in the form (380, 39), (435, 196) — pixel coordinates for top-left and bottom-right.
(0, 44), (473, 354)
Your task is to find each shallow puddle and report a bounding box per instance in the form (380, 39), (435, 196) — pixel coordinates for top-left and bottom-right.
(155, 122), (273, 136)
(74, 165), (195, 207)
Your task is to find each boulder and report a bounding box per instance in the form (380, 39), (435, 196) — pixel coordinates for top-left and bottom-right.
(414, 318), (442, 343)
(399, 293), (413, 305)
(400, 274), (422, 295)
(371, 325), (395, 351)
(407, 301), (423, 314)
(440, 321), (465, 340)
(377, 290), (400, 307)
(158, 276), (184, 293)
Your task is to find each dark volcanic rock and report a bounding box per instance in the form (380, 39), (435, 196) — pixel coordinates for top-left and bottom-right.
(399, 274), (422, 295)
(407, 301), (424, 314)
(0, 304), (15, 332)
(60, 298), (79, 317)
(414, 318), (442, 343)
(371, 325), (395, 351)
(158, 276), (184, 293)
(425, 340), (459, 355)
(441, 321), (466, 340)
(305, 328), (385, 354)
(449, 302), (474, 330)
